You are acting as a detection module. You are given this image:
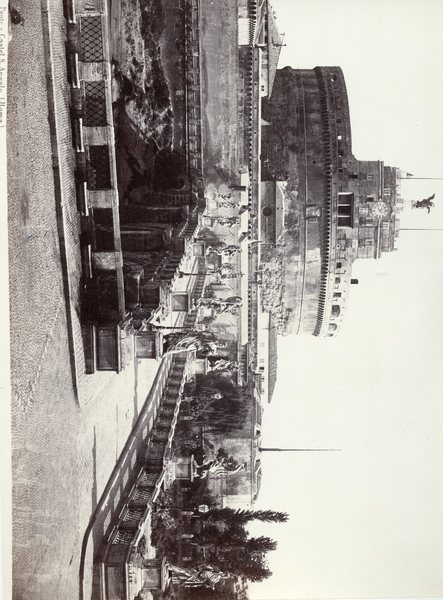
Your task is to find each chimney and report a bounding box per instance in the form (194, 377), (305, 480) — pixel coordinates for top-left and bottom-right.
(351, 278), (359, 285)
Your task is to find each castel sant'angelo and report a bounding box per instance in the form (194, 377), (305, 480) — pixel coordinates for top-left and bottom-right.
(9, 0), (411, 597)
(260, 66), (403, 338)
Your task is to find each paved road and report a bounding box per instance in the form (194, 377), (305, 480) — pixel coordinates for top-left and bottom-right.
(8, 1), (97, 597)
(8, 2), (161, 599)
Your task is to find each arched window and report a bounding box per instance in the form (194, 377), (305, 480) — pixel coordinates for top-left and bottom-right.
(329, 323), (338, 332)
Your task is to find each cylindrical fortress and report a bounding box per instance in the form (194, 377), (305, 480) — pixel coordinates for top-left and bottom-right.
(261, 66), (359, 336)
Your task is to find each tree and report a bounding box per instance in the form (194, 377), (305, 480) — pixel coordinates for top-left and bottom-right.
(198, 529), (277, 554)
(198, 522), (248, 546)
(180, 586), (245, 600)
(208, 547), (272, 582)
(153, 503), (281, 586)
(185, 376), (251, 434)
(202, 507), (289, 526)
(170, 550), (272, 585)
(185, 477), (218, 509)
(183, 519), (278, 583)
(244, 536), (277, 553)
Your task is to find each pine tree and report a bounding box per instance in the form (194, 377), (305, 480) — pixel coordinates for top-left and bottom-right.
(244, 536), (277, 553)
(202, 507), (289, 525)
(209, 546), (273, 582)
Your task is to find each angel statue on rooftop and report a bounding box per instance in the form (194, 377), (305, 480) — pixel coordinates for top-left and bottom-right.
(412, 193), (436, 213)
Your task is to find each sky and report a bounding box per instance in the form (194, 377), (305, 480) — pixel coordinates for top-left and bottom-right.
(250, 1), (443, 599)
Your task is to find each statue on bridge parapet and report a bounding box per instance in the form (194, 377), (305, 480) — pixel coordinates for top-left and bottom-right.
(211, 216), (240, 228)
(192, 295), (242, 315)
(205, 243), (241, 257)
(162, 330), (218, 356)
(193, 448), (245, 479)
(208, 263), (243, 280)
(217, 200), (239, 210)
(207, 357), (239, 373)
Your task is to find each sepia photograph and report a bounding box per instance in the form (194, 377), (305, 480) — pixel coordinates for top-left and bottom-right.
(3, 0), (443, 599)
